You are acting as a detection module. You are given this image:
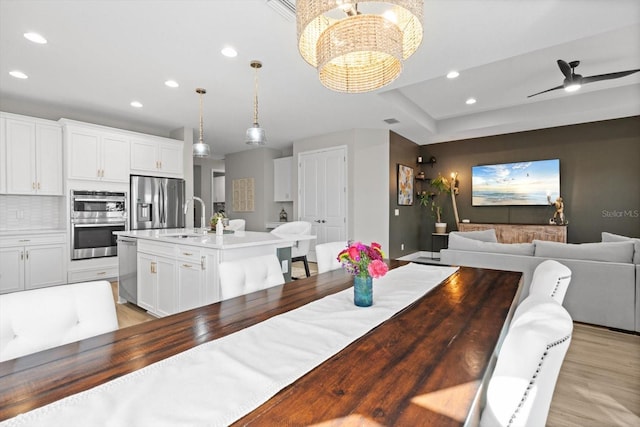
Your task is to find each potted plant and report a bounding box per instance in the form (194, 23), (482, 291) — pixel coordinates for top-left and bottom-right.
(419, 174), (451, 233)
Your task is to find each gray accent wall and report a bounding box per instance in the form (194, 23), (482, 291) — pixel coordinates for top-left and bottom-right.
(415, 116), (639, 247)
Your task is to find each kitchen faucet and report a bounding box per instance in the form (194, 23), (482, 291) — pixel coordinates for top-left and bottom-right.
(184, 197), (207, 234)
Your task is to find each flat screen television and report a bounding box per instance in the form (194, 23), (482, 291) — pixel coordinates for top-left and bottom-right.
(472, 159), (560, 206)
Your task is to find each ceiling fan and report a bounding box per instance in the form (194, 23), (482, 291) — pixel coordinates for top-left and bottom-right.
(527, 59), (640, 98)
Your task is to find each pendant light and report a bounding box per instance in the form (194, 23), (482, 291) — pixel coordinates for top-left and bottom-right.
(246, 60), (266, 146)
(193, 88), (211, 157)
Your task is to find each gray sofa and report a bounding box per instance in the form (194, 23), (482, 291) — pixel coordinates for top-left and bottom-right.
(440, 230), (640, 332)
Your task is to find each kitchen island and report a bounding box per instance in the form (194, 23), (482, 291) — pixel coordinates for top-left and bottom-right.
(114, 229), (303, 317)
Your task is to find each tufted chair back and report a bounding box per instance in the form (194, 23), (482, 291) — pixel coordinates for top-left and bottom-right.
(0, 281), (118, 362)
(315, 241), (347, 274)
(218, 254), (285, 300)
(481, 299), (573, 427)
(227, 219), (246, 231)
(529, 260), (572, 304)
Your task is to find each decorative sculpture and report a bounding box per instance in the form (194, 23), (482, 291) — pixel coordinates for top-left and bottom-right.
(547, 195), (566, 225)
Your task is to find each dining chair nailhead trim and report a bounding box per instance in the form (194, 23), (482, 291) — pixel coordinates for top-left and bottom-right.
(507, 333), (572, 426)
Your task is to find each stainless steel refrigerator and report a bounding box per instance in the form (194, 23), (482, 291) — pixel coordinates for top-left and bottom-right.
(130, 175), (185, 230)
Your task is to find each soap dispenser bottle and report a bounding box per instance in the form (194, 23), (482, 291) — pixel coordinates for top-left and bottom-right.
(216, 217), (223, 236)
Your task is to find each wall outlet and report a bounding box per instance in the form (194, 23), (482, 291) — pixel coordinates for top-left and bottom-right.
(281, 260), (289, 273)
(394, 209), (399, 216)
(401, 243), (405, 251)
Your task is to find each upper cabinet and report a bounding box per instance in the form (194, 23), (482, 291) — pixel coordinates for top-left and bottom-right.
(130, 137), (183, 177)
(65, 124), (130, 183)
(2, 113), (63, 195)
(273, 156), (293, 202)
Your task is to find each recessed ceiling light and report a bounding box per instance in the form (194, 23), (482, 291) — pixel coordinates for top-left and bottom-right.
(9, 70), (28, 79)
(446, 70), (459, 79)
(165, 80), (179, 88)
(466, 98), (477, 105)
(24, 32), (47, 44)
(221, 46), (238, 58)
(130, 101), (143, 108)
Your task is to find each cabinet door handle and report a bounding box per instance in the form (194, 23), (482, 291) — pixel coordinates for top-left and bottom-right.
(151, 261), (156, 274)
(20, 250), (24, 260)
(25, 250), (29, 260)
(201, 256), (205, 270)
(18, 239), (30, 242)
(159, 161), (162, 169)
(32, 182), (36, 189)
(182, 264), (192, 268)
(37, 182), (41, 189)
(97, 271), (106, 275)
(183, 252), (193, 256)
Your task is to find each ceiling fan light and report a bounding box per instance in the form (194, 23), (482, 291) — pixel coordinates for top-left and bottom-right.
(564, 83), (581, 92)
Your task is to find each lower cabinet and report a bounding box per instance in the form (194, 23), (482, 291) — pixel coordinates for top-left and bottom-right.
(0, 234), (66, 294)
(137, 252), (176, 317)
(136, 241), (217, 317)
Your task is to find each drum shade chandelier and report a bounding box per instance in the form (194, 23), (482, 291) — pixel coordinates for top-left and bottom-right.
(296, 0), (423, 93)
(245, 60), (267, 146)
(193, 88), (211, 157)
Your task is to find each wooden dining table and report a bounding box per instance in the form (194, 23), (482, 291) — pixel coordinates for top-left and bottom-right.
(0, 261), (522, 426)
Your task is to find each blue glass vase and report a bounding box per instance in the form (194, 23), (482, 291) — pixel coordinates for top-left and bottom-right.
(354, 275), (373, 307)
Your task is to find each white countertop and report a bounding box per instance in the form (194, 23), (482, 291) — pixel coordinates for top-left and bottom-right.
(0, 229), (66, 237)
(114, 228), (314, 250)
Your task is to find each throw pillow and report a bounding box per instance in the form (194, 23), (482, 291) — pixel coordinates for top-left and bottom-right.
(602, 232), (640, 264)
(449, 233), (534, 255)
(449, 229), (498, 242)
(534, 240), (634, 264)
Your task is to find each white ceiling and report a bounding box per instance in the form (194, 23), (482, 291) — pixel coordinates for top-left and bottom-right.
(1, 0), (639, 159)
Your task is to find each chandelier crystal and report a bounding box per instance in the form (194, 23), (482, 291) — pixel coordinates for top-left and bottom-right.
(246, 60), (267, 146)
(296, 0), (423, 93)
(193, 88), (210, 157)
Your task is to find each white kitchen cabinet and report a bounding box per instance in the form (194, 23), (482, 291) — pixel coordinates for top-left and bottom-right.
(130, 137), (183, 177)
(273, 156), (293, 202)
(0, 117), (6, 193)
(66, 125), (130, 183)
(213, 176), (225, 203)
(137, 251), (176, 317)
(0, 233), (66, 294)
(176, 245), (205, 312)
(3, 115), (63, 195)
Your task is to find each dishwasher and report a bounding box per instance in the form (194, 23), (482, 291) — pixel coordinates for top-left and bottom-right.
(117, 237), (137, 304)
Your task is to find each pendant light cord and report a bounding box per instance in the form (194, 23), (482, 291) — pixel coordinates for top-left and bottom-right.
(199, 91), (205, 144)
(253, 66), (259, 125)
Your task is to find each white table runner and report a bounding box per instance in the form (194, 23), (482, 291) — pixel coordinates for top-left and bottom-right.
(3, 263), (458, 427)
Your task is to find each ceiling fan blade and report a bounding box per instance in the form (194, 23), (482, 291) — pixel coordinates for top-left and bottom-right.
(581, 69), (640, 84)
(527, 85), (564, 98)
(557, 59), (572, 79)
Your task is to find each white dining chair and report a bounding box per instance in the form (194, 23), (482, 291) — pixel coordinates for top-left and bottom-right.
(481, 300), (573, 427)
(218, 254), (285, 300)
(270, 221), (312, 278)
(529, 260), (572, 304)
(227, 219), (246, 232)
(315, 241), (347, 274)
(0, 280), (119, 362)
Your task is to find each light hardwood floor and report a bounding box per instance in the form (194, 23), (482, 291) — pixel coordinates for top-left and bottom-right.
(110, 268), (640, 426)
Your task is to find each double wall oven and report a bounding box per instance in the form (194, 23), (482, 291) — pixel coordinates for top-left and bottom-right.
(70, 190), (127, 260)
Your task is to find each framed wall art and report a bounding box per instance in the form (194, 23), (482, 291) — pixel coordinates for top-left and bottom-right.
(397, 164), (414, 206)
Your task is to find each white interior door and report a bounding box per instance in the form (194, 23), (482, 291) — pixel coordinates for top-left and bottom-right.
(299, 146), (347, 262)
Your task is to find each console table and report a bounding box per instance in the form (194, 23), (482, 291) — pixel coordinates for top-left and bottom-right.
(457, 223), (567, 243)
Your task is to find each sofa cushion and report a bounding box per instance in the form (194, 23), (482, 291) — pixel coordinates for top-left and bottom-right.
(449, 229), (498, 242)
(534, 240), (634, 264)
(448, 233), (534, 255)
(601, 232), (640, 264)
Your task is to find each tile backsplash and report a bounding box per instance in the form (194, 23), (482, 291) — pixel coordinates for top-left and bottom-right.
(0, 195), (66, 231)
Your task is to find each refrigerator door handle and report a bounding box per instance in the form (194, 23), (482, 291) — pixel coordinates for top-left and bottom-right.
(159, 182), (165, 224)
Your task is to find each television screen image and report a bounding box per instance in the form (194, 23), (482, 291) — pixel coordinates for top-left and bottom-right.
(472, 159), (560, 206)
